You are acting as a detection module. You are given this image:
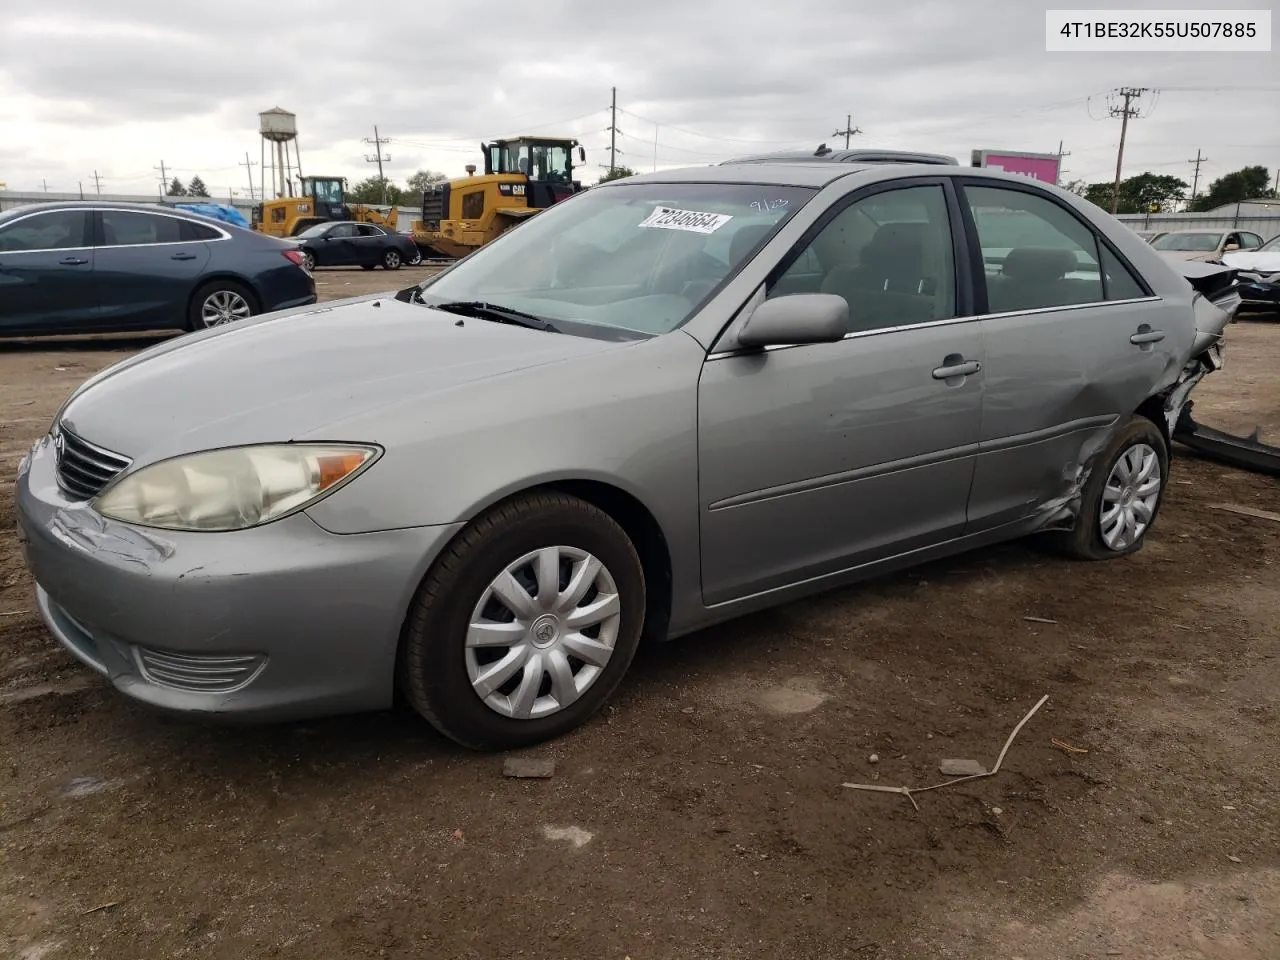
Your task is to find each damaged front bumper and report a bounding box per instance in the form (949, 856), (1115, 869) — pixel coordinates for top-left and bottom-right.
(1162, 263), (1280, 475)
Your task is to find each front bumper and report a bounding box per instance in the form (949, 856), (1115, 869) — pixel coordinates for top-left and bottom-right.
(14, 436), (462, 722)
(1236, 282), (1280, 309)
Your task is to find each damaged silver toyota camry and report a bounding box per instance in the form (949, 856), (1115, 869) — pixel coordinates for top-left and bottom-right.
(15, 158), (1240, 750)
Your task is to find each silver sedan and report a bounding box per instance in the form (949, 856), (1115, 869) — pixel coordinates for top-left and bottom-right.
(15, 159), (1236, 749)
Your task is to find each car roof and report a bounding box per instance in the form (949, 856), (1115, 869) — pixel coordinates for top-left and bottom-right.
(0, 199), (210, 220)
(723, 147), (959, 166)
(609, 161), (1067, 192)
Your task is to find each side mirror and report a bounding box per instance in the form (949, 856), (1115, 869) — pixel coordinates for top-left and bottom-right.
(736, 293), (849, 348)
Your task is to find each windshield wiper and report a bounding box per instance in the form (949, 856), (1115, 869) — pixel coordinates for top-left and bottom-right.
(430, 300), (561, 333)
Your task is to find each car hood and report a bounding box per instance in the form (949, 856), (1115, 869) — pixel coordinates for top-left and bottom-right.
(56, 297), (630, 463)
(1157, 250), (1218, 262)
(1222, 250), (1280, 274)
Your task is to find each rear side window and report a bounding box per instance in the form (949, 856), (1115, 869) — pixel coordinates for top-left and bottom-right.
(1099, 245), (1147, 300)
(964, 185), (1104, 313)
(180, 220), (222, 241)
(100, 211), (183, 246)
(0, 210), (90, 251)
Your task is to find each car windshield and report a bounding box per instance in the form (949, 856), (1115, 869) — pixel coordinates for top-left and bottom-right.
(1152, 232), (1222, 252)
(295, 224), (332, 239)
(1259, 236), (1280, 252)
(417, 182), (815, 336)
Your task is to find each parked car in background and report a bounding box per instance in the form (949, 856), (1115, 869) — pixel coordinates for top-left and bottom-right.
(0, 201), (315, 337)
(1150, 228), (1265, 262)
(1133, 228), (1166, 244)
(288, 221), (421, 272)
(1223, 234), (1280, 318)
(16, 160), (1237, 750)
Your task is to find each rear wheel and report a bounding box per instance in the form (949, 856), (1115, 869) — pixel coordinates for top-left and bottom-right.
(301, 250), (316, 272)
(188, 280), (257, 330)
(1053, 415), (1169, 560)
(382, 248), (402, 270)
(398, 492), (646, 750)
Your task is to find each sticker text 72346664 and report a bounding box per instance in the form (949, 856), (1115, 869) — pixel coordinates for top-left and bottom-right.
(638, 206), (734, 235)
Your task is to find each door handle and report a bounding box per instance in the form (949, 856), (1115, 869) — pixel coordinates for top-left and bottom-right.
(170, 252), (198, 261)
(932, 359), (982, 380)
(1130, 329), (1165, 345)
(59, 256), (88, 266)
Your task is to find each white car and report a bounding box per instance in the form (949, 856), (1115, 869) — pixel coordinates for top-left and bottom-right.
(1223, 235), (1280, 318)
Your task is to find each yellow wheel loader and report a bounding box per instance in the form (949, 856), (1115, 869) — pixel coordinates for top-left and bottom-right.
(411, 137), (585, 259)
(252, 175), (399, 238)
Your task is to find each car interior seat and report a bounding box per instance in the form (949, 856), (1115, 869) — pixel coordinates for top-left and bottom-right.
(988, 247), (1089, 313)
(820, 222), (945, 330)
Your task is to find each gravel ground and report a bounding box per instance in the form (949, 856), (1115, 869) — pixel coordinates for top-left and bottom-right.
(1, 279), (1277, 960)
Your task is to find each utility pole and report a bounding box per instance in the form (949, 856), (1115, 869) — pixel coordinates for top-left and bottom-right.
(240, 152), (258, 201)
(832, 114), (862, 149)
(652, 123), (659, 173)
(1049, 140), (1070, 185)
(363, 126), (392, 203)
(1187, 149), (1208, 206)
(1107, 86), (1148, 214)
(78, 181), (84, 200)
(42, 178), (48, 193)
(154, 160), (168, 198)
(91, 170), (103, 195)
(1273, 166), (1279, 196)
(606, 87), (620, 175)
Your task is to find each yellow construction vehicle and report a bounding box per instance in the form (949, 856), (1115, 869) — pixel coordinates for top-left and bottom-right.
(252, 175), (398, 238)
(411, 137), (585, 259)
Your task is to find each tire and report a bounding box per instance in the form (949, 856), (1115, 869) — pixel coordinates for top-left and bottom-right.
(187, 279), (257, 331)
(399, 492), (646, 750)
(407, 247), (423, 266)
(301, 250), (316, 273)
(382, 248), (402, 270)
(1053, 415), (1169, 561)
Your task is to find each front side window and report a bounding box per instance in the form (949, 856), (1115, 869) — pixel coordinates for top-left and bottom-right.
(964, 185), (1104, 312)
(100, 210), (183, 246)
(356, 224), (384, 237)
(0, 210), (89, 252)
(310, 180), (344, 205)
(327, 223), (357, 239)
(768, 184), (957, 332)
(419, 182), (816, 337)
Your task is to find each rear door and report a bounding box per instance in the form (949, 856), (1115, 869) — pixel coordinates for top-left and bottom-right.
(957, 181), (1185, 533)
(93, 209), (213, 329)
(0, 209), (96, 334)
(353, 224), (387, 265)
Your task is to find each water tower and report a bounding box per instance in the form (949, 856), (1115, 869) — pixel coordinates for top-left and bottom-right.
(259, 107), (302, 199)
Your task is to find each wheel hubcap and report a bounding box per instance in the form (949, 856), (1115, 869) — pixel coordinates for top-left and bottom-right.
(386, 251), (400, 267)
(1099, 442), (1161, 551)
(201, 290), (251, 327)
(466, 545), (621, 720)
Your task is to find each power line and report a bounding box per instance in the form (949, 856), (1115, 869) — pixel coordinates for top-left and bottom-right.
(1107, 87), (1149, 214)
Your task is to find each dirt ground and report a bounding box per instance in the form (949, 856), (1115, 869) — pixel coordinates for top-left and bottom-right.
(1, 278), (1277, 960)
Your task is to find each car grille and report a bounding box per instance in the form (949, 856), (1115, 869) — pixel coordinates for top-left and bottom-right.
(54, 426), (131, 501)
(135, 647), (266, 693)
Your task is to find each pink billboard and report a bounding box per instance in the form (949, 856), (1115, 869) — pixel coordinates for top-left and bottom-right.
(971, 150), (1062, 185)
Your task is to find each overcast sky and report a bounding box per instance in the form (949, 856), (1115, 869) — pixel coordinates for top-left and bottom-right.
(1, 0), (1276, 201)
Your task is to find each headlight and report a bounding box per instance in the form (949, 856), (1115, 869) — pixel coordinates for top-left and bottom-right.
(95, 443), (380, 532)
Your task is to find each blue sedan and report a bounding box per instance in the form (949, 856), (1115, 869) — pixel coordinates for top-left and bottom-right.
(0, 201), (316, 337)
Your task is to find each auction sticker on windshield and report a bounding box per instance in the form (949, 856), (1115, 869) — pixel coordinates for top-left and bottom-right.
(639, 206), (733, 235)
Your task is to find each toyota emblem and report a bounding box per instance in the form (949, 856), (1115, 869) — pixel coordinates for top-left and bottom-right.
(535, 622), (555, 642)
(53, 429), (65, 460)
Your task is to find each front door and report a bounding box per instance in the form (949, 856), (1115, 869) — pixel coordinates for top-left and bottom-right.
(318, 222), (360, 265)
(697, 182), (985, 606)
(0, 209), (96, 334)
(93, 209), (211, 328)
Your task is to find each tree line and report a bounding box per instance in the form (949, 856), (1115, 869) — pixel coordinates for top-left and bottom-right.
(1064, 165), (1275, 215)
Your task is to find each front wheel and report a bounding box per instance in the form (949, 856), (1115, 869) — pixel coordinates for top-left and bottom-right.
(382, 248), (402, 270)
(398, 492), (646, 750)
(1053, 415), (1169, 560)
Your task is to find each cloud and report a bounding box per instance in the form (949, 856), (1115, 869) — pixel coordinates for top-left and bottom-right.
(0, 0), (1276, 197)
